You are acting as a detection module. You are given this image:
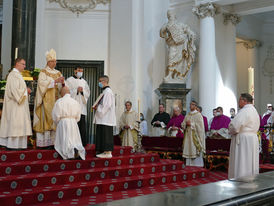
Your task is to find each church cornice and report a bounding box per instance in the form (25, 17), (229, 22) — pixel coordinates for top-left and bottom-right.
(49, 0), (110, 15)
(237, 39), (262, 49)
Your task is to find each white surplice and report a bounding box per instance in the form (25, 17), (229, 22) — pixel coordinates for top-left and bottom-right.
(65, 76), (90, 115)
(52, 94), (86, 160)
(0, 68), (32, 149)
(93, 87), (116, 126)
(228, 104), (260, 179)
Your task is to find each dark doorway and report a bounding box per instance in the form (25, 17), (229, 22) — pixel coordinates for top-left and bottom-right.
(56, 60), (104, 144)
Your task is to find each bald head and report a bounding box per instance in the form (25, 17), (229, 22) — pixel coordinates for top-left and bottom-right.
(61, 86), (70, 97)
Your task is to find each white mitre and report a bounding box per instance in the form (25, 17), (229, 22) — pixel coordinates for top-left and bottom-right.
(46, 49), (57, 62)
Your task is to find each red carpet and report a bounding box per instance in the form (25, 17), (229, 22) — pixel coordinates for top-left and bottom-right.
(0, 145), (209, 206)
(260, 163), (274, 173)
(39, 171), (228, 205)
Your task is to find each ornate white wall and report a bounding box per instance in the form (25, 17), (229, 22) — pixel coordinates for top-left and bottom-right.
(109, 0), (169, 134)
(2, 0), (274, 130)
(236, 13), (274, 114)
(35, 0), (110, 70)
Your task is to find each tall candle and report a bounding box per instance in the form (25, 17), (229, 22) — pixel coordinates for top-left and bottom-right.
(15, 48), (18, 59)
(248, 67), (254, 97)
(138, 99), (140, 121)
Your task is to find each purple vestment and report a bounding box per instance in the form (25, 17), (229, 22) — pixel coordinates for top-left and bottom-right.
(203, 115), (209, 132)
(262, 114), (271, 126)
(167, 114), (185, 129)
(210, 114), (231, 130)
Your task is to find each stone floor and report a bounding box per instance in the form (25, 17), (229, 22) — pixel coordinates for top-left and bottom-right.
(98, 171), (274, 206)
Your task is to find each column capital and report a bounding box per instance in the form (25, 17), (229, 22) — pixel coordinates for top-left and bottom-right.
(237, 39), (262, 49)
(223, 13), (241, 25)
(192, 2), (220, 19)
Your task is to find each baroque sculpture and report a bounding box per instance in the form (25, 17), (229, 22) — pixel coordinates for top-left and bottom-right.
(160, 11), (196, 83)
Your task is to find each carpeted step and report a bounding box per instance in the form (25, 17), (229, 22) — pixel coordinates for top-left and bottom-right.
(0, 145), (133, 163)
(0, 166), (208, 206)
(40, 171), (226, 206)
(0, 159), (184, 192)
(259, 163), (274, 173)
(0, 153), (160, 176)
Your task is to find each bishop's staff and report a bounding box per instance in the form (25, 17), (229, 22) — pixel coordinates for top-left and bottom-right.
(136, 98), (144, 153)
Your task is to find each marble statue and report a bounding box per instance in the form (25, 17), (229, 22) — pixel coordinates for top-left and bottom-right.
(160, 11), (196, 83)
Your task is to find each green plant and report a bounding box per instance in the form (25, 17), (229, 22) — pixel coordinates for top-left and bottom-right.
(30, 68), (41, 77)
(0, 80), (6, 90)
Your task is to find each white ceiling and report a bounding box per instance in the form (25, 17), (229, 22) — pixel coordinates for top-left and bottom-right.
(248, 10), (274, 23)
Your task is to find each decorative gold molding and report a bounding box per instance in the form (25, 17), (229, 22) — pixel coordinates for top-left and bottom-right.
(223, 13), (241, 25)
(192, 2), (220, 19)
(49, 0), (110, 15)
(237, 39), (261, 49)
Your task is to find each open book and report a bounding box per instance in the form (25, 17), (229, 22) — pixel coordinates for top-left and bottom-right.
(92, 93), (104, 109)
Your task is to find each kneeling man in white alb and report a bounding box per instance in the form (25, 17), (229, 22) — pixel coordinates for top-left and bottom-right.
(52, 86), (86, 160)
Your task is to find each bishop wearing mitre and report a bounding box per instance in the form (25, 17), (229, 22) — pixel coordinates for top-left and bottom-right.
(0, 58), (32, 149)
(33, 49), (65, 148)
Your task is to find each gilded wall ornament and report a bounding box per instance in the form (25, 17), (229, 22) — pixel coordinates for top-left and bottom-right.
(49, 0), (110, 15)
(242, 40), (261, 49)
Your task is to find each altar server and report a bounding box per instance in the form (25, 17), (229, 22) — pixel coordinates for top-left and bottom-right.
(93, 75), (116, 158)
(66, 66), (90, 146)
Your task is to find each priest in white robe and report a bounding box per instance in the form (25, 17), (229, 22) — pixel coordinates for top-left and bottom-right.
(228, 93), (260, 180)
(0, 58), (32, 149)
(119, 101), (139, 150)
(181, 100), (205, 167)
(33, 49), (65, 148)
(52, 86), (86, 160)
(66, 66), (90, 146)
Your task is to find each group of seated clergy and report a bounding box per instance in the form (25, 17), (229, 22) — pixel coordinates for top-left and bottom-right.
(150, 104), (234, 139)
(119, 100), (206, 167)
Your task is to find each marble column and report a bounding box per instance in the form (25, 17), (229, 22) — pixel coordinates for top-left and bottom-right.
(1, 0), (13, 77)
(243, 40), (261, 109)
(222, 13), (241, 111)
(193, 3), (219, 118)
(12, 0), (36, 69)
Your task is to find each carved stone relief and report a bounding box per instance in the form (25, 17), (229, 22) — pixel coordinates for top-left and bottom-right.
(49, 0), (110, 14)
